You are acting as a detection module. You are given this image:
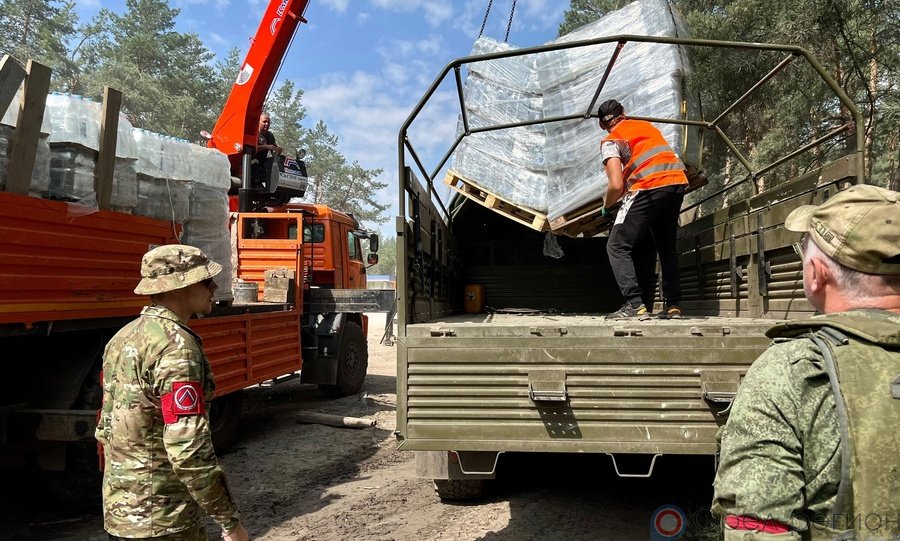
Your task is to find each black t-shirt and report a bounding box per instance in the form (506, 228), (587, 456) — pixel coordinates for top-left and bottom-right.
(256, 130), (276, 163)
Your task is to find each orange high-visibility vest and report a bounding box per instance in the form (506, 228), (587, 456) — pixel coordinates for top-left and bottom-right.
(602, 119), (687, 192)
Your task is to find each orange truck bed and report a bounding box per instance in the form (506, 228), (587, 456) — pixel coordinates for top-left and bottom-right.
(0, 191), (179, 327)
(0, 191), (302, 396)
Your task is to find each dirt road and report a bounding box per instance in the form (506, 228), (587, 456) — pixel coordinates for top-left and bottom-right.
(3, 313), (720, 540)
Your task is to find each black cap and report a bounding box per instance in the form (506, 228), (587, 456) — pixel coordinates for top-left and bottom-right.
(598, 99), (624, 124)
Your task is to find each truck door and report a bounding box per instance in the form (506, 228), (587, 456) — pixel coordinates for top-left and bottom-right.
(345, 229), (366, 289)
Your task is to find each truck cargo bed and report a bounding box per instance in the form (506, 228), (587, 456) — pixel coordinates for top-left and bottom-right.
(407, 312), (783, 334)
(399, 312), (780, 455)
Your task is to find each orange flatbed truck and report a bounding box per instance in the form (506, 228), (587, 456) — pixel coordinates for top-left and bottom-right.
(0, 0), (393, 480)
(0, 184), (391, 469)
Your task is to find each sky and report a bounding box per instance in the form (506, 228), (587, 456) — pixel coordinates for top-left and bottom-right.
(71, 0), (571, 239)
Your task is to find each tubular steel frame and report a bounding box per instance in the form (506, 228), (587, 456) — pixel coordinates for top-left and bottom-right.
(397, 35), (865, 221)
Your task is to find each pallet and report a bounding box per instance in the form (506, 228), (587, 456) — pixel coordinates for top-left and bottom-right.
(551, 165), (708, 238)
(548, 197), (605, 230)
(554, 205), (615, 238)
(444, 170), (548, 232)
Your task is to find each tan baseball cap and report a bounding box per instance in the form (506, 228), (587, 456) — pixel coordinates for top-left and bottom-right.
(134, 244), (222, 295)
(785, 184), (900, 275)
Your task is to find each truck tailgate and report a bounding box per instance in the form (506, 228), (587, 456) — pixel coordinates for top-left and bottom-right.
(398, 314), (778, 455)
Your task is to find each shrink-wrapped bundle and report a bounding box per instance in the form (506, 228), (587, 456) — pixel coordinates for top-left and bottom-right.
(450, 0), (701, 228)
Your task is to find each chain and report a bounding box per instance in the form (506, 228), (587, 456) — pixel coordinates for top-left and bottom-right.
(504, 0), (517, 42)
(478, 0), (494, 38)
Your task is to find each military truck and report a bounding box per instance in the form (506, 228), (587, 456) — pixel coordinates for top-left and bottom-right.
(394, 36), (865, 499)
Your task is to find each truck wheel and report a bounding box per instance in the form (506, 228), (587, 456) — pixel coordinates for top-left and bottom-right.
(209, 391), (243, 452)
(433, 479), (484, 501)
(320, 321), (368, 397)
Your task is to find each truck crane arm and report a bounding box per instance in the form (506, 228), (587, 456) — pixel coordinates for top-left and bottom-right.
(208, 0), (310, 170)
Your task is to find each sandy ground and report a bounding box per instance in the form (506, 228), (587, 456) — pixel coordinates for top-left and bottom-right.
(2, 313), (720, 541)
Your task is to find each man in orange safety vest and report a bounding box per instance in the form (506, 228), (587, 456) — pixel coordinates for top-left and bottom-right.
(598, 99), (688, 320)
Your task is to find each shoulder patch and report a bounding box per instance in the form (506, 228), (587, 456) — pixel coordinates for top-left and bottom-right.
(161, 381), (205, 423)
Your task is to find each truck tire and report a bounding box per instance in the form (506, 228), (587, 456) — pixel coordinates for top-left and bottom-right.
(433, 479), (484, 501)
(209, 391), (243, 452)
(320, 321), (368, 397)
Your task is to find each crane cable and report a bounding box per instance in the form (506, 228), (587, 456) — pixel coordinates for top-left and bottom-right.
(504, 0), (517, 43)
(477, 0), (494, 38)
(477, 0), (517, 42)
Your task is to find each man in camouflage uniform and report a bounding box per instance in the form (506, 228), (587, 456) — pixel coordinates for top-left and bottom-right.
(712, 185), (900, 540)
(95, 245), (249, 541)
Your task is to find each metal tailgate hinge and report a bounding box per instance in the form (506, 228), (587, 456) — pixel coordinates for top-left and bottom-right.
(528, 369), (567, 402)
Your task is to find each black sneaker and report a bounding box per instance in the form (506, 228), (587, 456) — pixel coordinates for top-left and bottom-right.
(661, 304), (683, 319)
(607, 303), (649, 320)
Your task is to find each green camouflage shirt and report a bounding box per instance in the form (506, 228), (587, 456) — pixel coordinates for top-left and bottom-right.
(95, 304), (240, 537)
(712, 309), (900, 533)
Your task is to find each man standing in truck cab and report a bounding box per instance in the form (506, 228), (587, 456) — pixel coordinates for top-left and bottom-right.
(95, 245), (250, 541)
(712, 185), (900, 540)
(597, 99), (688, 319)
(251, 112), (283, 188)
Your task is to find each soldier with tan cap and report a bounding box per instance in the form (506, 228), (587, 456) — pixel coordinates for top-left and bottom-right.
(95, 245), (249, 541)
(712, 185), (900, 540)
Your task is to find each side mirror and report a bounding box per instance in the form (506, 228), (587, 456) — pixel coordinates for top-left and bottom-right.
(368, 233), (379, 253)
(367, 253), (379, 266)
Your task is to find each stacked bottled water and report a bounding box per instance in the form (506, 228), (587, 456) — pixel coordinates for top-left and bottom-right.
(43, 93), (139, 210)
(182, 145), (234, 302)
(133, 129), (191, 223)
(0, 86), (52, 196)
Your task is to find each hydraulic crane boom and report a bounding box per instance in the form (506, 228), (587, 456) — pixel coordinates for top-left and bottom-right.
(209, 0), (310, 169)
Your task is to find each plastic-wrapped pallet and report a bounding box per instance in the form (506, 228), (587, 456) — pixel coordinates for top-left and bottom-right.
(450, 0), (701, 229)
(0, 87), (52, 196)
(42, 93), (139, 210)
(181, 145), (233, 302)
(133, 129), (190, 223)
(452, 37), (547, 212)
(539, 0), (700, 222)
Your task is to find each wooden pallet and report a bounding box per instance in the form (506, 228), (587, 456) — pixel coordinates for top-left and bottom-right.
(554, 206), (615, 238)
(445, 170), (548, 232)
(551, 165), (708, 238)
(548, 197), (605, 230)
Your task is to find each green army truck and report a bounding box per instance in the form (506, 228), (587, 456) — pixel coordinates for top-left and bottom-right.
(394, 36), (865, 500)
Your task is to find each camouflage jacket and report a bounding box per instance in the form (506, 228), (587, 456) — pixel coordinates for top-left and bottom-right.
(712, 309), (900, 535)
(95, 304), (240, 537)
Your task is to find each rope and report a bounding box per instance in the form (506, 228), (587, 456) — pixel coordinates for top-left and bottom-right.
(504, 0), (517, 42)
(478, 0), (494, 38)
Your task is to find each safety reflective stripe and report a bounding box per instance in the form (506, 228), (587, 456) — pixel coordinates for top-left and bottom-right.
(630, 160), (685, 181)
(623, 144), (674, 178)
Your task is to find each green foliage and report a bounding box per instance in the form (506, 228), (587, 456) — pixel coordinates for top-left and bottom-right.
(77, 0), (220, 140)
(265, 80), (307, 156)
(557, 0), (630, 35)
(559, 0), (900, 198)
(367, 236), (397, 276)
(300, 119), (389, 227)
(0, 0), (77, 87)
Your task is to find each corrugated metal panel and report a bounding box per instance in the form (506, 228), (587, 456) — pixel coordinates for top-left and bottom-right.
(0, 192), (178, 326)
(402, 334), (769, 454)
(192, 310), (301, 396)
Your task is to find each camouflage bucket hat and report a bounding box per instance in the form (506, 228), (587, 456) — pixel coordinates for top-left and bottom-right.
(134, 244), (223, 295)
(785, 185), (900, 275)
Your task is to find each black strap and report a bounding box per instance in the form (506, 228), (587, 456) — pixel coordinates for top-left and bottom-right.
(806, 329), (853, 518)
